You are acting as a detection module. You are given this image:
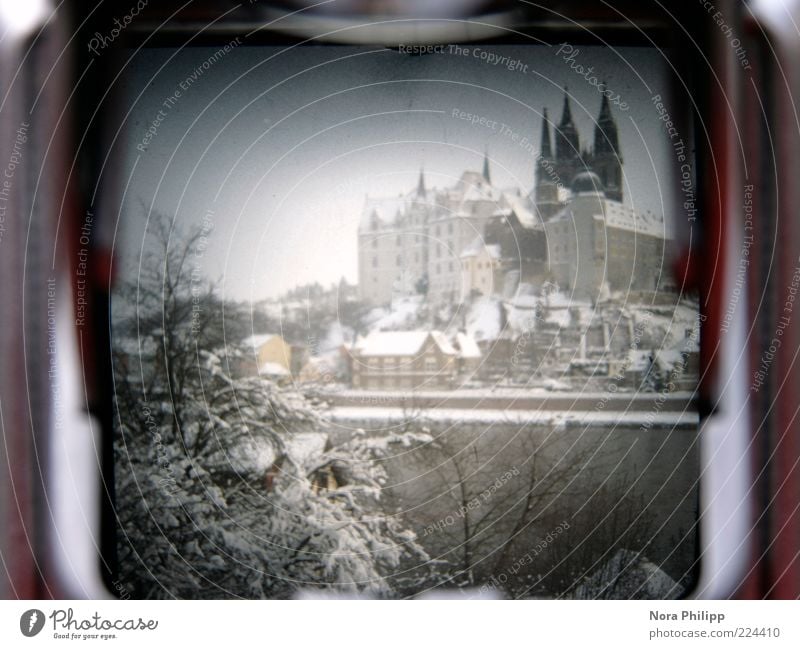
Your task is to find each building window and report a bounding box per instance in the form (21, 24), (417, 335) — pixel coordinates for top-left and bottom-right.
(396, 235), (401, 246)
(436, 225), (441, 236)
(396, 255), (402, 267)
(372, 239), (378, 248)
(437, 243), (441, 257)
(448, 223), (454, 234)
(449, 261), (453, 272)
(372, 257), (378, 268)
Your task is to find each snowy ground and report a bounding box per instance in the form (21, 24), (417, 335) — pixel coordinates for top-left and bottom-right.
(325, 407), (699, 427)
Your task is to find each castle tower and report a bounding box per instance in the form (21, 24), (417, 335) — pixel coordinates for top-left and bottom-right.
(534, 107), (561, 219)
(590, 90), (623, 202)
(416, 167), (426, 197)
(482, 149), (491, 184)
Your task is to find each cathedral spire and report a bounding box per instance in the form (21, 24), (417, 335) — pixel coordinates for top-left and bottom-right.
(593, 84), (619, 156)
(534, 108), (560, 219)
(416, 167), (426, 196)
(540, 107), (552, 159)
(482, 149), (491, 184)
(555, 86), (580, 161)
(598, 88), (612, 122)
(591, 84), (623, 202)
(560, 86), (573, 126)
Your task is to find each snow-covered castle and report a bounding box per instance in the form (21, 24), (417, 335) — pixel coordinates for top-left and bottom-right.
(358, 89), (670, 306)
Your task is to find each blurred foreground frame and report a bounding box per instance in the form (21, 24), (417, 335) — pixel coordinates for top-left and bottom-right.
(0, 0), (798, 600)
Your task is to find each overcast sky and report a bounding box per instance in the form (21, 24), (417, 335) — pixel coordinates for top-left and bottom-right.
(117, 43), (680, 302)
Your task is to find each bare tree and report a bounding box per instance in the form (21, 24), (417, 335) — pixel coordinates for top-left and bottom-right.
(112, 214), (428, 598)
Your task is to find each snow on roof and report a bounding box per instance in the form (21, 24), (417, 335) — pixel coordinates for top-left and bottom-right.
(547, 197), (667, 239)
(596, 200), (667, 238)
(491, 207), (513, 218)
(243, 333), (281, 348)
(430, 331), (457, 355)
(455, 332), (482, 358)
(505, 193), (540, 229)
(259, 361), (290, 376)
(354, 330), (455, 357)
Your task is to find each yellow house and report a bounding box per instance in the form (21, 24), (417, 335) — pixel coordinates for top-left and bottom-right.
(460, 237), (502, 299)
(242, 334), (292, 379)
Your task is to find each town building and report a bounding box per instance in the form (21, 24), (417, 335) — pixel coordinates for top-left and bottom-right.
(350, 330), (460, 390)
(238, 333), (292, 380)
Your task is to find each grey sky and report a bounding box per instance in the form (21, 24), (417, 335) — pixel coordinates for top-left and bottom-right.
(118, 43), (679, 301)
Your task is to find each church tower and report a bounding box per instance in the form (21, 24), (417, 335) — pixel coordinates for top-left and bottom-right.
(590, 91), (623, 202)
(554, 87), (583, 186)
(534, 107), (561, 219)
(416, 167), (426, 197)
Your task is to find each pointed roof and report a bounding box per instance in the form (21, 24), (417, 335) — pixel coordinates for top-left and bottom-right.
(416, 167), (426, 196)
(540, 107), (552, 159)
(482, 149), (491, 183)
(598, 88), (612, 122)
(354, 330), (456, 357)
(559, 86), (574, 127)
(593, 85), (620, 157)
(555, 86), (580, 160)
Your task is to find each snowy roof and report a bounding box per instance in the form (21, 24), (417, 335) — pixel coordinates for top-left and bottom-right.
(455, 332), (482, 359)
(505, 193), (540, 229)
(354, 330), (455, 357)
(491, 207), (513, 218)
(597, 200), (667, 238)
(243, 333), (281, 348)
(547, 197), (667, 239)
(259, 361), (290, 376)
